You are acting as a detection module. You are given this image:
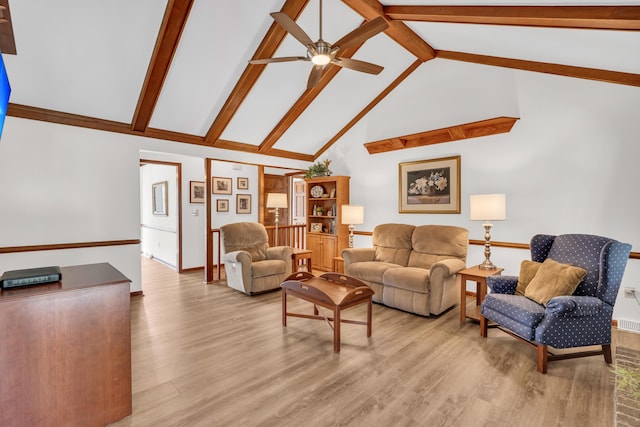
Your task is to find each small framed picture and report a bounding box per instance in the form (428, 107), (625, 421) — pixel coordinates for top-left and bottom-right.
(236, 194), (251, 214)
(310, 223), (323, 233)
(152, 181), (168, 216)
(237, 177), (249, 190)
(216, 199), (229, 212)
(212, 176), (232, 195)
(190, 181), (205, 204)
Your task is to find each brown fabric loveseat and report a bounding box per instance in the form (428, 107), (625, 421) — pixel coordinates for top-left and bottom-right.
(341, 224), (469, 316)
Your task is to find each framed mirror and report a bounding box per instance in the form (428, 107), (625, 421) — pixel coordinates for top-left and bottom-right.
(152, 181), (168, 216)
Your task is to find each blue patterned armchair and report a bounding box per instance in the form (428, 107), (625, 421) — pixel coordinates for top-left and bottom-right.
(480, 234), (632, 373)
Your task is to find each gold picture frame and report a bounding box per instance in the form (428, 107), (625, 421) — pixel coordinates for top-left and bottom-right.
(399, 155), (461, 214)
(310, 223), (323, 233)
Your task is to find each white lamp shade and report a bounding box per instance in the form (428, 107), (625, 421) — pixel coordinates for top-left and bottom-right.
(342, 205), (364, 225)
(470, 194), (506, 221)
(266, 193), (288, 208)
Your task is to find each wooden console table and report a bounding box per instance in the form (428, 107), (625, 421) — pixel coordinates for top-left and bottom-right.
(0, 263), (132, 427)
(281, 271), (374, 352)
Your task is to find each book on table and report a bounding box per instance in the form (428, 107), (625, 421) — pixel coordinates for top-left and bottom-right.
(1, 266), (62, 289)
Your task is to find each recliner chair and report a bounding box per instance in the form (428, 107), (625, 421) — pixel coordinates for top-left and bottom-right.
(220, 222), (293, 295)
(480, 233), (632, 373)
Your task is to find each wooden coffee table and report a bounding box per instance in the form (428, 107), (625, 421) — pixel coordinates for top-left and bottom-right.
(281, 271), (374, 352)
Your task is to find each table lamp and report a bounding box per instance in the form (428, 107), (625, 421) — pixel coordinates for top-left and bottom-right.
(470, 194), (506, 270)
(266, 193), (288, 246)
(341, 205), (364, 248)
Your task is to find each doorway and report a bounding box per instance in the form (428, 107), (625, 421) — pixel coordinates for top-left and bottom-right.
(139, 159), (183, 272)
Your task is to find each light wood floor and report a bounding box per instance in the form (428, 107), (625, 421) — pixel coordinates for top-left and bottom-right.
(110, 258), (639, 427)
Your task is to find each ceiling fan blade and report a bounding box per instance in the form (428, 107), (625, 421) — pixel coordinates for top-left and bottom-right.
(307, 65), (323, 89)
(270, 12), (314, 48)
(250, 56), (307, 65)
(331, 58), (383, 75)
(332, 17), (389, 52)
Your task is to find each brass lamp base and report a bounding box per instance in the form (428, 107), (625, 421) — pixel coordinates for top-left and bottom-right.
(478, 260), (498, 270)
(479, 221), (497, 270)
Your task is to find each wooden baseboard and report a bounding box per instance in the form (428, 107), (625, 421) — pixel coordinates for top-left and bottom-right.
(181, 266), (204, 273)
(130, 290), (143, 297)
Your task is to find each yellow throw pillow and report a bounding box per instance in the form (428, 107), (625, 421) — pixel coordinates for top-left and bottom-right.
(524, 259), (587, 306)
(516, 260), (542, 296)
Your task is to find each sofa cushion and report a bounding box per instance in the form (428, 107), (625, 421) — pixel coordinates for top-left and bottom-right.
(515, 260), (542, 296)
(252, 259), (287, 278)
(347, 261), (402, 284)
(408, 225), (468, 268)
(372, 224), (415, 266)
(382, 266), (430, 293)
(524, 259), (586, 306)
(481, 294), (546, 340)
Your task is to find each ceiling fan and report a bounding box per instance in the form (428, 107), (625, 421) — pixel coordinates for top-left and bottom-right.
(250, 0), (389, 89)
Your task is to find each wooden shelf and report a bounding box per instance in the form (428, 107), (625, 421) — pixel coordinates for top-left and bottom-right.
(305, 176), (350, 271)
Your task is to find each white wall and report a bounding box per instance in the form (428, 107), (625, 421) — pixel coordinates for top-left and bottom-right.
(325, 64), (640, 322)
(210, 160), (259, 228)
(0, 118), (142, 291)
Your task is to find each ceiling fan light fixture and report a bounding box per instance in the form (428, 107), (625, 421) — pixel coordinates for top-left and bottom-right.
(311, 54), (331, 66)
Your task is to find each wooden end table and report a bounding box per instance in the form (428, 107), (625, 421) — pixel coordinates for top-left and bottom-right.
(291, 248), (313, 273)
(333, 256), (344, 274)
(459, 265), (504, 323)
(281, 271), (374, 352)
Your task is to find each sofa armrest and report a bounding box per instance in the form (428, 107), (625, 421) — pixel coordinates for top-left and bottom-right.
(430, 258), (467, 278)
(266, 246), (293, 261)
(223, 250), (252, 266)
(486, 275), (518, 294)
(222, 250), (253, 292)
(545, 296), (604, 317)
(341, 248), (375, 267)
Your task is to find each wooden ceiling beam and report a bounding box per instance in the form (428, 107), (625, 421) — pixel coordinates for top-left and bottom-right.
(341, 0), (435, 61)
(8, 103), (312, 162)
(0, 0), (16, 54)
(131, 0), (195, 132)
(204, 0), (310, 146)
(437, 50), (640, 87)
(383, 6), (640, 30)
(315, 59), (422, 159)
(364, 116), (519, 154)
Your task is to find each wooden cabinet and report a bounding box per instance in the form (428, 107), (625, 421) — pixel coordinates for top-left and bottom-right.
(305, 175), (349, 271)
(307, 233), (337, 271)
(0, 263), (132, 427)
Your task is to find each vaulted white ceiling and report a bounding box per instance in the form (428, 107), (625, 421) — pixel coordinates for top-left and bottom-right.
(4, 0), (640, 161)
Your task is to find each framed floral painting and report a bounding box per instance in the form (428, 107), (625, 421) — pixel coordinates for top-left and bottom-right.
(398, 155), (460, 213)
